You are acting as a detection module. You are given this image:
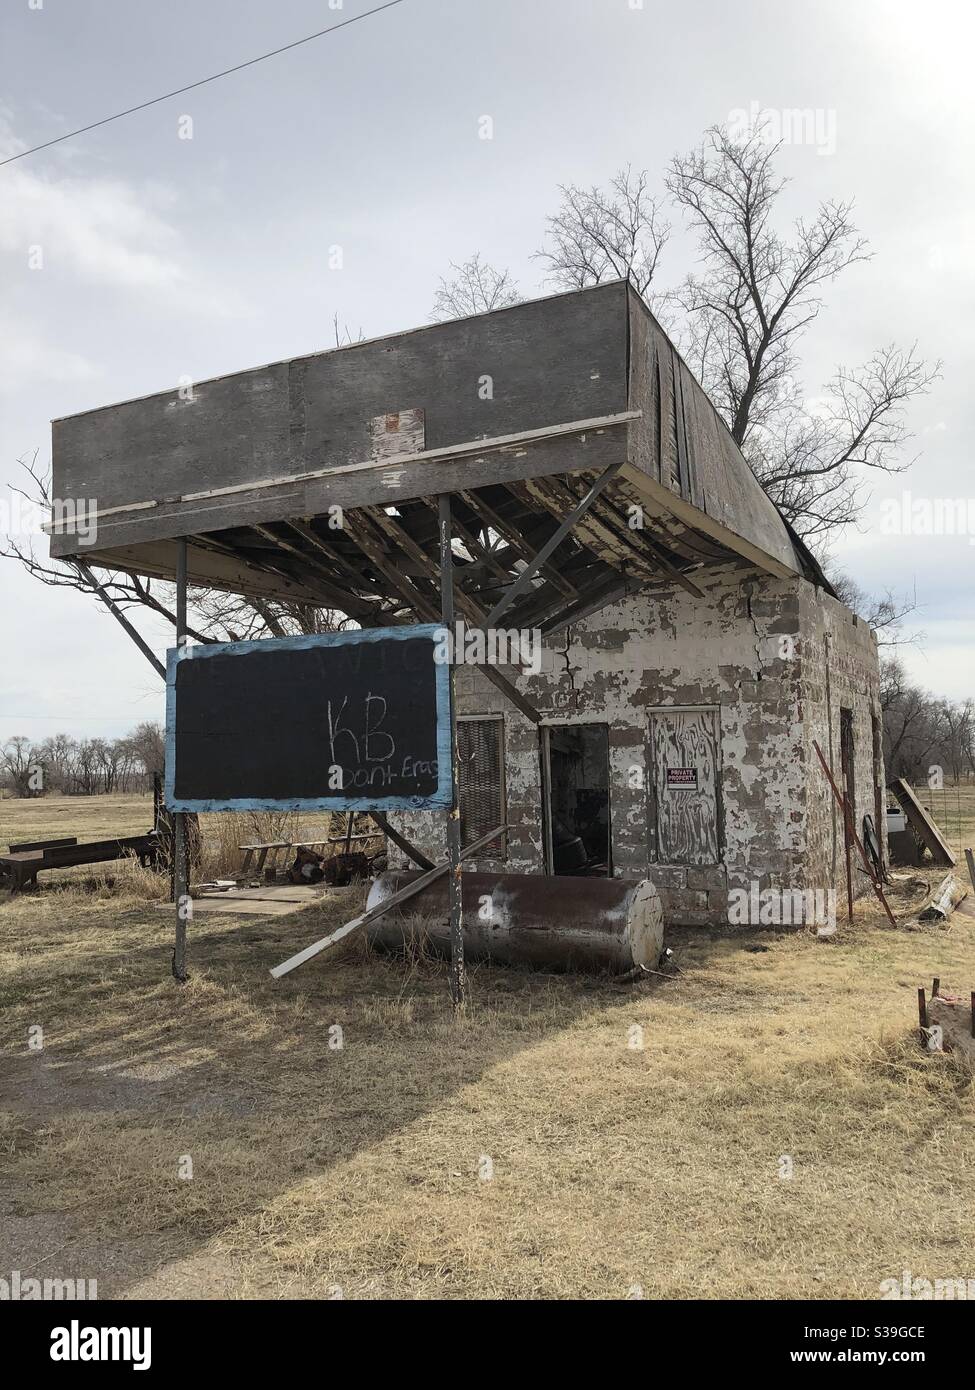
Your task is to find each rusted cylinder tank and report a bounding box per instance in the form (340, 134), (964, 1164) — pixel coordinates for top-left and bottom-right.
(365, 872), (663, 973)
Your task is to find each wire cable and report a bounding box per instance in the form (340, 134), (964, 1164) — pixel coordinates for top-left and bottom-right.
(0, 0), (407, 168)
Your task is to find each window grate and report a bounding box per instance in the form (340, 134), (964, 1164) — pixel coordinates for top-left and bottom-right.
(457, 719), (505, 855)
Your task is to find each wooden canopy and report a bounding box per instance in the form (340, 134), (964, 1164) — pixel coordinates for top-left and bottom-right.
(48, 280), (831, 633)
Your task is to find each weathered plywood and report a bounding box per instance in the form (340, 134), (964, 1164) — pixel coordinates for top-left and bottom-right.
(153, 883), (325, 916)
(51, 283), (629, 554)
(651, 708), (720, 865)
(624, 286), (818, 583)
(890, 779), (956, 866)
(50, 280), (823, 603)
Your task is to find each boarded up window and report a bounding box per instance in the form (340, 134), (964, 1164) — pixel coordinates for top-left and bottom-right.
(458, 718), (505, 855)
(650, 708), (720, 865)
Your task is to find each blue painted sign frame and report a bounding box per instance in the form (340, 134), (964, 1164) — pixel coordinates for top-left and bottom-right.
(165, 624), (451, 813)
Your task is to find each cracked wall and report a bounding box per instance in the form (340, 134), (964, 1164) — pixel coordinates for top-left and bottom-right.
(390, 564), (883, 928)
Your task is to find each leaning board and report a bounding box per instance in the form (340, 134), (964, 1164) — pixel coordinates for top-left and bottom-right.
(165, 625), (451, 812)
(889, 778), (956, 867)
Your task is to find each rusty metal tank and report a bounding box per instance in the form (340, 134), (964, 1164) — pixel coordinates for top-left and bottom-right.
(365, 872), (663, 973)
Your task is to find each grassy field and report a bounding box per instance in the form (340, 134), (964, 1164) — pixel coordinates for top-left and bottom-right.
(1, 791), (975, 1300)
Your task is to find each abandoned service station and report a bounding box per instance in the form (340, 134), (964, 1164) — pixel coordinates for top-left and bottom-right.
(49, 279), (884, 975)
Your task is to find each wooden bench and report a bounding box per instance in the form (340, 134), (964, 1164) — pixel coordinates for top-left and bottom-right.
(238, 832), (382, 879)
(0, 831), (164, 892)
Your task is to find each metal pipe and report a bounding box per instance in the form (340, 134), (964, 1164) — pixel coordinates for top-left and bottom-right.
(366, 872), (664, 974)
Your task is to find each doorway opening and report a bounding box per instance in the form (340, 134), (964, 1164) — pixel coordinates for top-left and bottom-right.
(840, 707), (855, 810)
(541, 724), (611, 876)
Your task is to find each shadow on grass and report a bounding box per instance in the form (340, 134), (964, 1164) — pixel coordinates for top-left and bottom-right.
(0, 891), (673, 1295)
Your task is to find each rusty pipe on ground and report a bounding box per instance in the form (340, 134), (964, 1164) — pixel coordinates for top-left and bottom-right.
(365, 872), (664, 974)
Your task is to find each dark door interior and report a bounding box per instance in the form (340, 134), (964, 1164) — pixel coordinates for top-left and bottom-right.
(544, 724), (610, 876)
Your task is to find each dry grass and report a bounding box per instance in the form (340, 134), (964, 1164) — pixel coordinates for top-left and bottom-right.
(0, 793), (381, 886)
(1, 792), (974, 1300)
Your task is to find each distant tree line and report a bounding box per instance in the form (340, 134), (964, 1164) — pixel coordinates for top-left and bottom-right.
(881, 659), (975, 784)
(0, 722), (164, 798)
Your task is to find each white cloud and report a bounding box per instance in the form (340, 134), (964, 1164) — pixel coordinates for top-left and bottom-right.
(0, 114), (247, 315)
(0, 116), (187, 291)
(0, 317), (102, 392)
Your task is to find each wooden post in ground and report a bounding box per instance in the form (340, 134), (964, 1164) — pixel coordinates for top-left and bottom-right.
(438, 493), (466, 1009)
(965, 847), (975, 895)
(173, 537), (190, 983)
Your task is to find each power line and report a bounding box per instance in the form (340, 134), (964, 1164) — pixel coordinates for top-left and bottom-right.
(0, 0), (408, 168)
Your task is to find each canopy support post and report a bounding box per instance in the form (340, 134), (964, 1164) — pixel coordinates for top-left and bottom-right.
(173, 537), (190, 983)
(439, 493), (467, 1009)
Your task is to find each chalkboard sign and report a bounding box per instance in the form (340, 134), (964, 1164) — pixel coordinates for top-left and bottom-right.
(165, 625), (451, 812)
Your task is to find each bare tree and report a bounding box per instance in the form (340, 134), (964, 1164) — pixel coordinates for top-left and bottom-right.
(0, 723), (170, 798)
(823, 569), (923, 648)
(665, 123), (939, 541)
(430, 252), (521, 321)
(879, 656), (960, 781)
(0, 736), (37, 797)
(535, 165), (670, 298)
(1, 453), (351, 655)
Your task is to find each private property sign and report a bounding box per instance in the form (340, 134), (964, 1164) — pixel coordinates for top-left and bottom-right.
(666, 766), (699, 791)
(165, 625), (451, 813)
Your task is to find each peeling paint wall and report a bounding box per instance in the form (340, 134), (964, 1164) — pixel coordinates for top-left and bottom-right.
(390, 564), (883, 928)
(796, 583), (887, 904)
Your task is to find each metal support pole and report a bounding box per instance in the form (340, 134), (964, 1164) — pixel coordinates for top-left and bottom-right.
(77, 561), (167, 680)
(173, 537), (190, 983)
(438, 493), (466, 1008)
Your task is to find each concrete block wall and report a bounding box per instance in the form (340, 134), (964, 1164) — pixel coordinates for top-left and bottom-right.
(390, 564), (883, 928)
(796, 583), (886, 902)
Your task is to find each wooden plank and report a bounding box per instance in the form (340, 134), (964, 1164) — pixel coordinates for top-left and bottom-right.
(889, 779), (956, 867)
(539, 576), (631, 635)
(458, 489), (578, 599)
(344, 510), (544, 726)
(483, 461), (624, 627)
(625, 285), (808, 577)
(7, 837), (78, 853)
(369, 812), (435, 871)
(270, 822), (506, 978)
(620, 463), (797, 581)
(285, 520), (392, 603)
(88, 538), (333, 607)
(154, 894), (318, 917)
(249, 524), (378, 617)
(59, 427), (632, 560)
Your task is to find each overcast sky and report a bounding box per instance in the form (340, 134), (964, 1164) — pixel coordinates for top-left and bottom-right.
(1, 0), (972, 745)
